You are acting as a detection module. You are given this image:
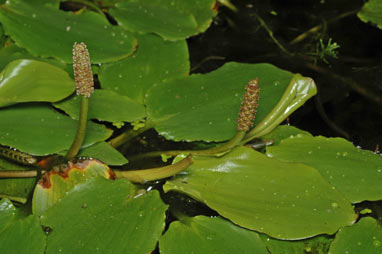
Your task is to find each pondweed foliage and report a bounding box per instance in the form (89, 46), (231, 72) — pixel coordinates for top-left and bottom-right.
(0, 0), (381, 253)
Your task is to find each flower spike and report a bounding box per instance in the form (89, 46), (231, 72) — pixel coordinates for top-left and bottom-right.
(237, 78), (260, 131)
(72, 42), (94, 97)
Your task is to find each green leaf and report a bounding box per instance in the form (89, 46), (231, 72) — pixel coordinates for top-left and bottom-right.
(53, 89), (146, 124)
(358, 0), (382, 30)
(0, 104), (112, 155)
(0, 0), (137, 63)
(0, 157), (35, 203)
(261, 125), (312, 145)
(164, 146), (356, 240)
(146, 62), (309, 142)
(266, 135), (382, 203)
(99, 33), (189, 104)
(260, 234), (332, 254)
(160, 215), (268, 254)
(0, 199), (46, 254)
(329, 217), (382, 254)
(32, 159), (113, 216)
(0, 59), (74, 107)
(41, 178), (168, 254)
(0, 42), (70, 72)
(0, 199), (19, 231)
(76, 142), (128, 166)
(110, 0), (217, 40)
(242, 73), (317, 142)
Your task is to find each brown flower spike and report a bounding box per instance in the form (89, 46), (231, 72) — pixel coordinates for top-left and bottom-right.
(237, 78), (260, 131)
(72, 42), (94, 97)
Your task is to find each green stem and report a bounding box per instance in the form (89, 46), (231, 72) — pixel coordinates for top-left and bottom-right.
(254, 13), (292, 56)
(66, 96), (89, 160)
(242, 81), (297, 143)
(108, 124), (152, 148)
(68, 0), (104, 15)
(0, 194), (27, 204)
(241, 74), (316, 144)
(129, 131), (246, 161)
(0, 170), (46, 178)
(114, 156), (193, 183)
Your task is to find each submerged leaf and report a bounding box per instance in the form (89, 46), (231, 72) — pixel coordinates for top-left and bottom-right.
(164, 146), (356, 239)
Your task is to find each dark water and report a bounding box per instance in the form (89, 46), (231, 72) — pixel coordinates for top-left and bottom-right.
(188, 0), (382, 151)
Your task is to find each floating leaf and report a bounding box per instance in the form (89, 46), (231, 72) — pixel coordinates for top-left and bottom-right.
(99, 33), (189, 104)
(0, 104), (112, 155)
(0, 157), (35, 203)
(0, 0), (137, 63)
(261, 125), (312, 145)
(260, 234), (332, 254)
(266, 135), (382, 203)
(76, 142), (128, 166)
(0, 199), (46, 253)
(0, 59), (74, 107)
(146, 62), (314, 142)
(358, 0), (382, 30)
(110, 0), (217, 40)
(53, 89), (146, 124)
(32, 159), (113, 216)
(160, 215), (268, 254)
(329, 217), (382, 254)
(164, 146), (356, 239)
(41, 178), (168, 254)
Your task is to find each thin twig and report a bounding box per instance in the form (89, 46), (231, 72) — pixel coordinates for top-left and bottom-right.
(289, 10), (358, 45)
(254, 13), (293, 56)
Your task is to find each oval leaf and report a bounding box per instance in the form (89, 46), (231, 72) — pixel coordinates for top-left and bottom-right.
(0, 199), (46, 253)
(329, 217), (382, 254)
(146, 62), (295, 142)
(0, 0), (137, 63)
(99, 33), (189, 104)
(160, 215), (268, 254)
(358, 0), (382, 30)
(0, 59), (74, 107)
(41, 178), (168, 254)
(110, 0), (217, 40)
(32, 159), (113, 216)
(164, 146), (356, 239)
(266, 135), (382, 203)
(53, 89), (146, 124)
(0, 104), (112, 155)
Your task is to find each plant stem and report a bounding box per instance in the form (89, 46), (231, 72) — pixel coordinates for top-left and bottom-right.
(254, 13), (292, 56)
(0, 194), (27, 204)
(0, 170), (46, 178)
(289, 10), (357, 45)
(65, 96), (89, 160)
(129, 131), (246, 161)
(108, 124), (152, 148)
(114, 156), (193, 183)
(70, 0), (105, 15)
